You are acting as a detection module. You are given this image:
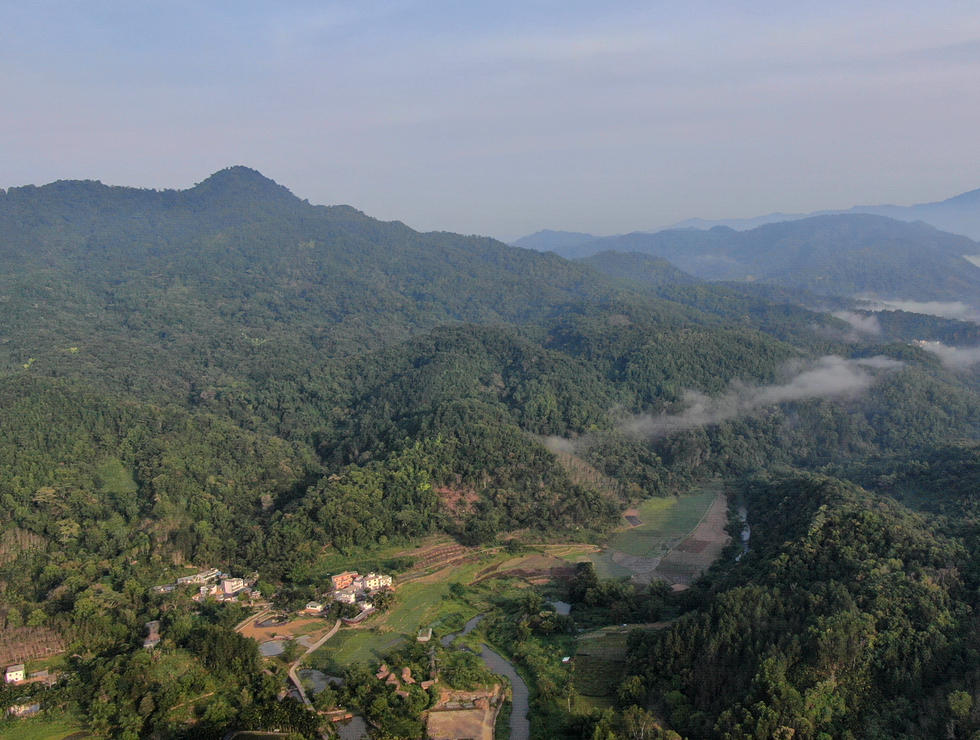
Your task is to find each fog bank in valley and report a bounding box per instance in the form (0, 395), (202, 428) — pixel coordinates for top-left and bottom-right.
(915, 341), (980, 370)
(622, 355), (904, 440)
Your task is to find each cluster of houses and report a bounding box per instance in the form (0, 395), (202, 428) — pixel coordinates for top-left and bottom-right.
(4, 664), (54, 719)
(151, 568), (261, 603)
(376, 663), (437, 699)
(303, 570), (394, 616)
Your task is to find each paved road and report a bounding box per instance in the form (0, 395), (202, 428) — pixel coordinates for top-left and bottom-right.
(233, 607), (272, 633)
(288, 619), (341, 707)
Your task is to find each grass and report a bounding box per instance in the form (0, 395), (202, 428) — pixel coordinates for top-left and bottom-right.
(0, 715), (93, 739)
(94, 457), (137, 495)
(493, 701), (512, 740)
(25, 653), (67, 674)
(309, 628), (401, 673)
(586, 551), (634, 579)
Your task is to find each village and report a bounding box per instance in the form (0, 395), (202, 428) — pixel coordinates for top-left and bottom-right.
(2, 494), (728, 737)
(151, 567), (263, 604)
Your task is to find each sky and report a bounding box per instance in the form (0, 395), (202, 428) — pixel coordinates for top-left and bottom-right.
(2, 1), (980, 239)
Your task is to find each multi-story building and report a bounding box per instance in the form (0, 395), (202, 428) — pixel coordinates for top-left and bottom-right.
(221, 577), (246, 596)
(363, 573), (393, 591)
(331, 571), (358, 590)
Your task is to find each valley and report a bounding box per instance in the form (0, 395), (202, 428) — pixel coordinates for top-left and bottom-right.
(1, 169), (979, 739)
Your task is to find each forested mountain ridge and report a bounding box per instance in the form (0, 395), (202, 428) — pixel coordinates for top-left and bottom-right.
(543, 214), (980, 304)
(627, 471), (980, 739)
(511, 229), (599, 253)
(670, 184), (980, 240)
(0, 166), (637, 403)
(2, 167), (980, 738)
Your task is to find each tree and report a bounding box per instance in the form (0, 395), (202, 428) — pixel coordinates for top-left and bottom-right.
(371, 588), (395, 611)
(622, 705), (662, 740)
(618, 675), (647, 708)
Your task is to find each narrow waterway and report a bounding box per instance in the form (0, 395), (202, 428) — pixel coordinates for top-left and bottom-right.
(442, 615), (530, 740)
(735, 504), (751, 561)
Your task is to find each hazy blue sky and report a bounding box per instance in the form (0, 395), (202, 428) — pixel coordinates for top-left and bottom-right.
(2, 1), (979, 238)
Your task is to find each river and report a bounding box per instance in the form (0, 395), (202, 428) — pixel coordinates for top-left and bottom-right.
(442, 615), (530, 740)
(735, 504), (750, 561)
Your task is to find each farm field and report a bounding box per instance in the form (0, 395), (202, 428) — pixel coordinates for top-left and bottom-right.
(310, 628), (407, 674)
(579, 481), (728, 584)
(307, 554), (503, 673)
(608, 485), (720, 557)
(655, 490), (732, 586)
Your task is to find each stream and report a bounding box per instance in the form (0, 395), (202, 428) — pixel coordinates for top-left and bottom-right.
(735, 504), (751, 561)
(442, 615), (530, 740)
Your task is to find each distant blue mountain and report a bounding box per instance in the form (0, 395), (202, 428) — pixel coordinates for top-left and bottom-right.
(535, 214), (980, 305)
(510, 229), (597, 252)
(669, 186), (980, 240)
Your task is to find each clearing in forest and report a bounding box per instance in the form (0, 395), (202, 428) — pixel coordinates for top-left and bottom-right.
(582, 481), (729, 584)
(0, 715), (94, 739)
(654, 491), (731, 586)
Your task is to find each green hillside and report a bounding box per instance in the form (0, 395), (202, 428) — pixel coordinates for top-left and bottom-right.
(1, 169), (979, 738)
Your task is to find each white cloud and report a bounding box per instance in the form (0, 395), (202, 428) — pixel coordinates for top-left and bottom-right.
(914, 340), (980, 369)
(622, 355), (903, 439)
(858, 298), (980, 324)
(832, 310), (882, 338)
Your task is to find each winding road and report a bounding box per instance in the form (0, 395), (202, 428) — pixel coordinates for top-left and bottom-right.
(288, 618), (341, 707)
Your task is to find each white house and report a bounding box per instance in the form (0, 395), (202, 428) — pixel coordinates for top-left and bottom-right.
(363, 573), (392, 591)
(176, 568), (221, 586)
(4, 664), (25, 684)
(221, 578), (246, 596)
(334, 587), (358, 604)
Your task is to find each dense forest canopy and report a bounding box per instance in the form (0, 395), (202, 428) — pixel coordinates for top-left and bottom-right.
(2, 167), (979, 737)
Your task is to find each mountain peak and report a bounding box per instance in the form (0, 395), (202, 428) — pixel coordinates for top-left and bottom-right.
(189, 166), (299, 205)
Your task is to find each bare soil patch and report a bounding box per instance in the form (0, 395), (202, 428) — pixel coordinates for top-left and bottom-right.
(436, 486), (481, 520)
(240, 616), (332, 642)
(427, 708), (493, 740)
(427, 685), (502, 740)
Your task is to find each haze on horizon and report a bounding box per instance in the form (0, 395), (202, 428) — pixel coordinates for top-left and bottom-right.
(2, 1), (979, 240)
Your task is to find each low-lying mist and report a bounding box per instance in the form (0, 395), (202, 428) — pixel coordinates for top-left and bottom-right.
(832, 310), (882, 339)
(915, 340), (980, 370)
(621, 355), (903, 440)
(857, 297), (980, 324)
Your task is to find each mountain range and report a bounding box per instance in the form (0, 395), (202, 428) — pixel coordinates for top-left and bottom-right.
(513, 183), (980, 248)
(515, 213), (980, 307)
(671, 185), (980, 239)
(3, 166), (980, 738)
